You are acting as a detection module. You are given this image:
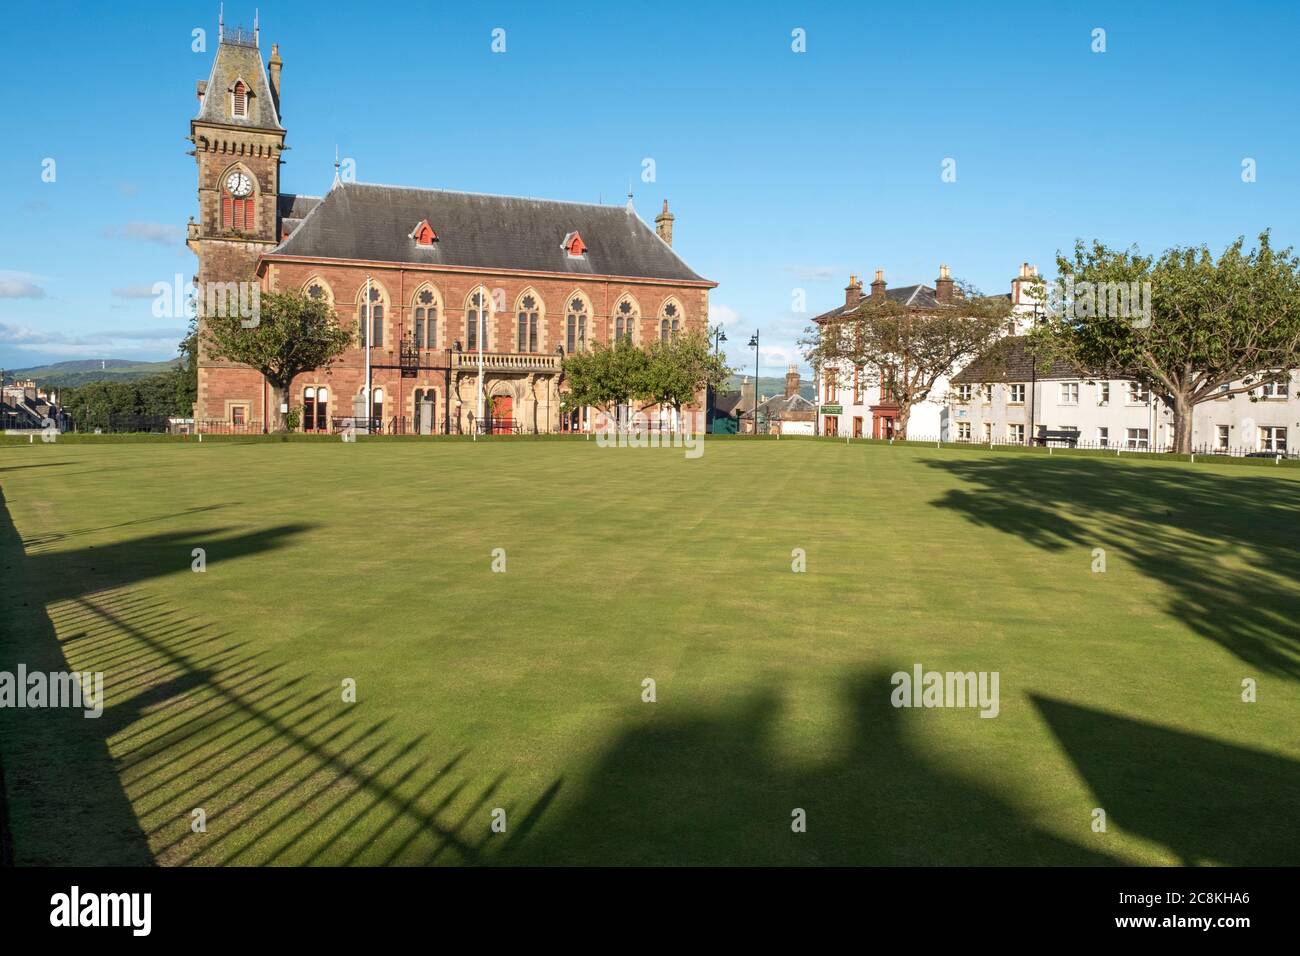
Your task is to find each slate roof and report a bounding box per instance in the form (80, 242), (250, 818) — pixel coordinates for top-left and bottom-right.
(713, 390), (744, 417)
(811, 284), (939, 323)
(265, 182), (712, 284)
(276, 194), (322, 238)
(194, 35), (282, 131)
(950, 336), (1085, 384)
(743, 393), (817, 419)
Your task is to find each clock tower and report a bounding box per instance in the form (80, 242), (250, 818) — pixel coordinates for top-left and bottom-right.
(186, 13), (286, 421)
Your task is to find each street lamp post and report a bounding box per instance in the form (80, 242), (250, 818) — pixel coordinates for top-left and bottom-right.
(707, 328), (727, 433)
(747, 331), (760, 435)
(1028, 302), (1044, 447)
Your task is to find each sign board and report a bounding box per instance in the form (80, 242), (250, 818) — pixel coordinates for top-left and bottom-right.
(819, 404), (843, 415)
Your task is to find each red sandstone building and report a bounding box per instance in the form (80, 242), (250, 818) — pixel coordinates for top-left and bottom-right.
(188, 20), (715, 433)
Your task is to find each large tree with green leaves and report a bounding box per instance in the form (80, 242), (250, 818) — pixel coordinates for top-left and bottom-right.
(203, 288), (354, 432)
(802, 280), (1016, 438)
(636, 327), (731, 430)
(560, 339), (650, 424)
(1031, 232), (1300, 453)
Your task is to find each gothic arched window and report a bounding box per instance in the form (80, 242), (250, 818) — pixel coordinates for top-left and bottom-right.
(614, 297), (638, 344)
(517, 293), (540, 353)
(413, 287), (438, 350)
(659, 300), (682, 342)
(466, 290), (489, 351)
(356, 283), (386, 348)
(566, 295), (588, 353)
(303, 278), (333, 304)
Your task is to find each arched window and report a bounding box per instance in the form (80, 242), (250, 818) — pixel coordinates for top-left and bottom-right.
(412, 286), (438, 350)
(371, 387), (384, 425)
(516, 292), (541, 353)
(303, 277), (333, 304)
(302, 386), (330, 431)
(614, 296), (638, 344)
(565, 294), (589, 353)
(356, 283), (387, 348)
(466, 290), (490, 351)
(231, 80), (248, 118)
(659, 300), (682, 342)
(220, 166), (256, 232)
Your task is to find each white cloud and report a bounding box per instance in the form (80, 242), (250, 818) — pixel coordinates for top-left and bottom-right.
(103, 221), (182, 245)
(0, 321), (182, 357)
(0, 271), (47, 299)
(709, 303), (742, 327)
(782, 265), (840, 282)
(111, 284), (158, 299)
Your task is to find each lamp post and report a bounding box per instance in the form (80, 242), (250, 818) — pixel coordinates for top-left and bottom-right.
(707, 328), (727, 432)
(747, 331), (760, 435)
(1028, 302), (1043, 447)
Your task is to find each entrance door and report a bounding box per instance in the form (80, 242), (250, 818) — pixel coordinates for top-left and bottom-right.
(492, 395), (513, 434)
(823, 415), (838, 437)
(416, 391), (435, 435)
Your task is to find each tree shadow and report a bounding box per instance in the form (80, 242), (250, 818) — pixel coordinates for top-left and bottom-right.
(509, 668), (1118, 865)
(1033, 694), (1300, 865)
(0, 487), (559, 865)
(923, 455), (1300, 678)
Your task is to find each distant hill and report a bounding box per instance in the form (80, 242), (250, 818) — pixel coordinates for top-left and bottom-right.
(3, 358), (182, 388)
(724, 374), (814, 401)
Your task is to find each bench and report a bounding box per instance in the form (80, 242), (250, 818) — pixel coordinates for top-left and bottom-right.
(1032, 428), (1080, 448)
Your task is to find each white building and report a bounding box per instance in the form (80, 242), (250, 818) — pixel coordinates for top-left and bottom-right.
(949, 344), (1299, 455)
(812, 264), (1040, 439)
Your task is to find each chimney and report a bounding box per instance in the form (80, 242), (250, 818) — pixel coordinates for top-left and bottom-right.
(741, 376), (756, 413)
(655, 199), (674, 246)
(936, 263), (954, 304)
(268, 44), (283, 111)
(870, 269), (886, 300)
(784, 364), (800, 399)
(1011, 262), (1039, 306)
(844, 273), (863, 308)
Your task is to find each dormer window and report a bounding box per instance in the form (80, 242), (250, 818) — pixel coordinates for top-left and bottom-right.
(409, 219), (438, 246)
(562, 231), (587, 257)
(231, 80), (248, 118)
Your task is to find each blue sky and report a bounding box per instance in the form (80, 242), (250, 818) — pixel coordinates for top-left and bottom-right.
(2, 0), (1297, 375)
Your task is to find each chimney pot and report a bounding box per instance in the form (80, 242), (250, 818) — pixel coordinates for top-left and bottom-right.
(936, 263), (955, 303)
(870, 269), (887, 299)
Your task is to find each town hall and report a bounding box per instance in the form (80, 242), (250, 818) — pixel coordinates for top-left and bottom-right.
(188, 16), (716, 433)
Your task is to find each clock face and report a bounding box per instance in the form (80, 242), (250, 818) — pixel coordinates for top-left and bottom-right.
(225, 172), (253, 197)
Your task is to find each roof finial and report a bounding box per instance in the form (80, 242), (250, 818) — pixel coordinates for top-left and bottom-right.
(332, 145), (341, 188)
(218, 2), (224, 41)
(626, 181), (634, 213)
(254, 8), (259, 46)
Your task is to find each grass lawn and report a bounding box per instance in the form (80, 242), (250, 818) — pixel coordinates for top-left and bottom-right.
(1, 437), (1297, 866)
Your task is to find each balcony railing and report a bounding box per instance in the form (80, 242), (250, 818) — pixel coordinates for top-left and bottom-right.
(451, 351), (561, 373)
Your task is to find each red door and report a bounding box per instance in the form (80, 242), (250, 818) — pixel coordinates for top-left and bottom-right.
(492, 395), (513, 434)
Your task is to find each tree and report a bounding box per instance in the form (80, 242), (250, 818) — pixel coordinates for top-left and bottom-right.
(560, 339), (649, 426)
(1031, 232), (1300, 453)
(178, 314), (199, 413)
(203, 288), (354, 432)
(802, 280), (1016, 438)
(637, 328), (731, 430)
